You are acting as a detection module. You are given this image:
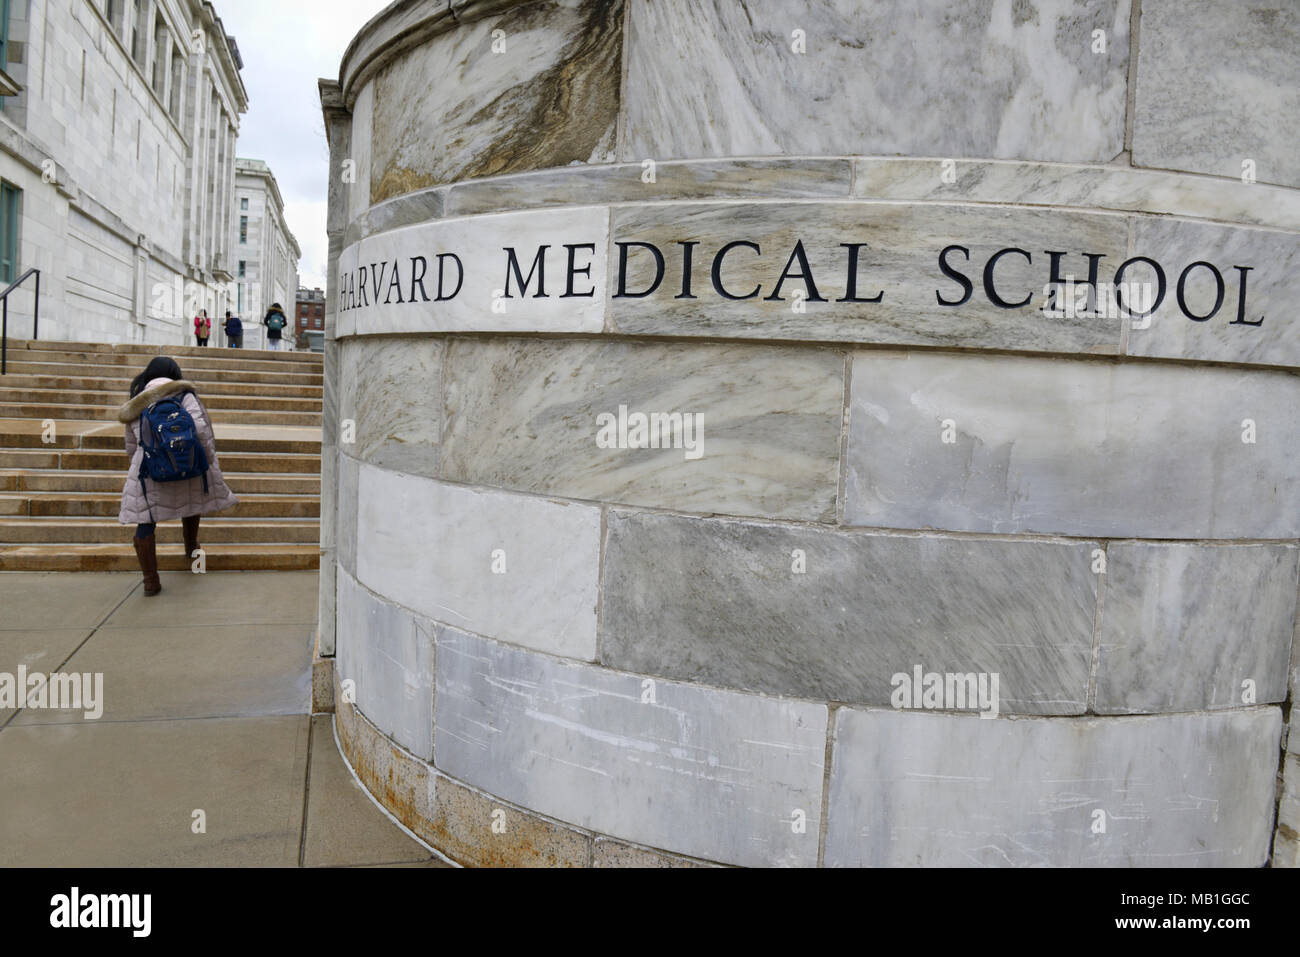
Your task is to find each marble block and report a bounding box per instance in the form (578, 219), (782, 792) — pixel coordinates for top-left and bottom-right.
(336, 568), (434, 760)
(1125, 216), (1300, 368)
(844, 351), (1300, 539)
(355, 464), (601, 661)
(1094, 543), (1298, 713)
(608, 202), (1129, 353)
(367, 0), (621, 203)
(439, 337), (844, 520)
(1132, 0), (1300, 188)
(825, 707), (1282, 867)
(851, 158), (1300, 234)
(337, 452), (359, 577)
(433, 626), (828, 867)
(336, 205), (608, 337)
(337, 336), (443, 476)
(601, 510), (1097, 713)
(623, 0), (1129, 163)
(443, 159), (854, 217)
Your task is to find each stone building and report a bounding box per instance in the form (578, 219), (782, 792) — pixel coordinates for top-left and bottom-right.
(294, 285), (325, 348)
(0, 0), (247, 345)
(233, 156), (299, 349)
(319, 0), (1300, 867)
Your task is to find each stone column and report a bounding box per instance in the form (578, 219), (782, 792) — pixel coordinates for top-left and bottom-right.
(321, 0), (1300, 867)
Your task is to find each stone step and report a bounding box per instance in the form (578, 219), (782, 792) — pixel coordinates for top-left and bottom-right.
(0, 448), (320, 473)
(0, 491), (320, 518)
(0, 403), (322, 425)
(0, 432), (322, 454)
(0, 360), (322, 385)
(0, 469), (320, 494)
(0, 542), (320, 572)
(3, 348), (319, 374)
(0, 373), (323, 398)
(0, 518), (321, 544)
(10, 339), (324, 365)
(0, 387), (323, 413)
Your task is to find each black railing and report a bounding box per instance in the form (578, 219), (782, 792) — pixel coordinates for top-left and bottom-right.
(0, 267), (40, 375)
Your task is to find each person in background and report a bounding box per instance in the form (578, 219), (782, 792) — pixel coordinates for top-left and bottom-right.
(194, 310), (211, 347)
(117, 357), (238, 596)
(223, 310), (243, 348)
(263, 303), (288, 352)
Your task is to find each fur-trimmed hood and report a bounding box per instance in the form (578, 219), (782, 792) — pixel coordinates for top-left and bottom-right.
(117, 378), (201, 422)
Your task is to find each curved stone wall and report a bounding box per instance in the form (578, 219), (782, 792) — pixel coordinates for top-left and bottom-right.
(319, 0), (1300, 867)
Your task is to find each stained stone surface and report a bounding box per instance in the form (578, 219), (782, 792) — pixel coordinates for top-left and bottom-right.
(443, 159), (854, 217)
(600, 511), (1097, 713)
(825, 707), (1283, 867)
(439, 337), (844, 520)
(345, 188), (445, 246)
(336, 205), (608, 337)
(367, 0), (621, 203)
(1132, 0), (1300, 188)
(434, 626), (827, 867)
(622, 0), (1129, 164)
(608, 202), (1129, 352)
(423, 766), (591, 868)
(355, 465), (601, 660)
(845, 351), (1300, 539)
(851, 158), (1300, 233)
(1125, 217), (1300, 368)
(337, 336), (443, 476)
(336, 568), (434, 760)
(1094, 543), (1298, 714)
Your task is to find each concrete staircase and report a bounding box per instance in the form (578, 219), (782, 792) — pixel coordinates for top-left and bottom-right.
(0, 339), (322, 571)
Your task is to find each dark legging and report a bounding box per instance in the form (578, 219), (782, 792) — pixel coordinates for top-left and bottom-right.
(135, 523), (156, 540)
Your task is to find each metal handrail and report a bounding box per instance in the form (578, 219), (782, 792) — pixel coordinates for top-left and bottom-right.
(0, 267), (40, 375)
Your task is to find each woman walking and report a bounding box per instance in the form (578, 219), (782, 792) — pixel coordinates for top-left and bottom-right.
(263, 303), (287, 351)
(117, 357), (238, 595)
(194, 310), (212, 346)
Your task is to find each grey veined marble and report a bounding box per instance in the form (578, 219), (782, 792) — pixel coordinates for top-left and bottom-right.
(439, 337), (844, 521)
(844, 351), (1300, 539)
(336, 569), (435, 761)
(825, 707), (1282, 867)
(609, 201), (1130, 353)
(1094, 543), (1299, 714)
(600, 510), (1098, 714)
(1126, 217), (1300, 369)
(433, 625), (828, 867)
(623, 0), (1129, 163)
(1132, 0), (1300, 188)
(367, 0), (621, 203)
(337, 336), (443, 478)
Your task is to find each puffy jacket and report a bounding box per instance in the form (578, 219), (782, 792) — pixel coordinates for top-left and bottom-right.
(224, 315), (243, 336)
(263, 309), (286, 338)
(117, 377), (238, 524)
(194, 315), (211, 337)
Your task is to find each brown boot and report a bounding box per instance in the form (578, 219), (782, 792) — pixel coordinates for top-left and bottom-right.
(182, 515), (201, 560)
(133, 533), (162, 596)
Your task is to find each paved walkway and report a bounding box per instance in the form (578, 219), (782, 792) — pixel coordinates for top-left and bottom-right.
(0, 569), (450, 867)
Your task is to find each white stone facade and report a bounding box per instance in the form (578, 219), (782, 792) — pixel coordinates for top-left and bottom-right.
(0, 0), (246, 345)
(233, 157), (299, 350)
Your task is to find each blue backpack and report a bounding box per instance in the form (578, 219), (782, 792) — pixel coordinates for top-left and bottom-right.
(138, 392), (210, 501)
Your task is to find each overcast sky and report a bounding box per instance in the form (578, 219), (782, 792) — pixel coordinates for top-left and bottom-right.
(220, 0), (393, 290)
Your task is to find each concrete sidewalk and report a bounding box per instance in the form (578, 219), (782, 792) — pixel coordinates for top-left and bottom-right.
(0, 570), (449, 867)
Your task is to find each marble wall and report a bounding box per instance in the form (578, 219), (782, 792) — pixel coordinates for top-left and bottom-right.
(320, 0), (1300, 867)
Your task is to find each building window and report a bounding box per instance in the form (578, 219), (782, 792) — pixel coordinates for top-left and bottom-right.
(238, 259), (245, 278)
(240, 198), (248, 210)
(239, 215), (247, 244)
(237, 282), (243, 312)
(0, 182), (20, 285)
(168, 41), (182, 120)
